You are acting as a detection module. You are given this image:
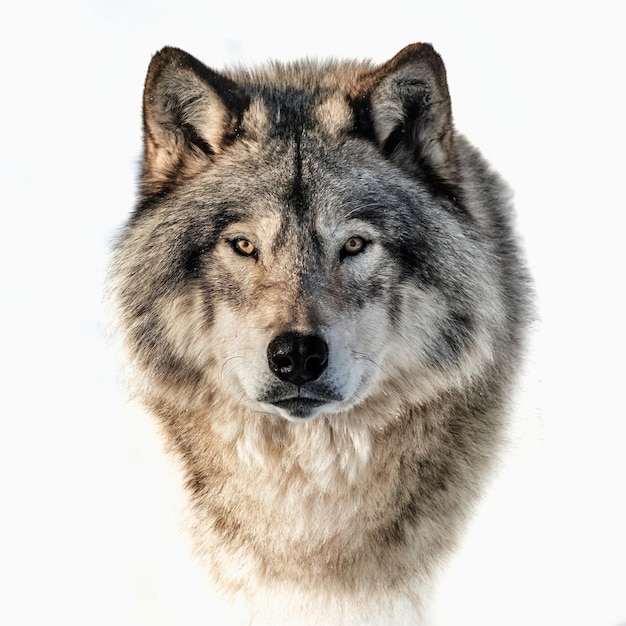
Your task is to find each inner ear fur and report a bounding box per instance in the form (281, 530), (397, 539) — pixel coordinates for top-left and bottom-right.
(353, 43), (458, 187)
(141, 47), (249, 195)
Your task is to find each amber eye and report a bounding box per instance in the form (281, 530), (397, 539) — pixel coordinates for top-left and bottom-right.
(342, 236), (367, 258)
(232, 238), (257, 258)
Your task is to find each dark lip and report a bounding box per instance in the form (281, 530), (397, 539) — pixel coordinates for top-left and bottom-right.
(269, 397), (328, 419)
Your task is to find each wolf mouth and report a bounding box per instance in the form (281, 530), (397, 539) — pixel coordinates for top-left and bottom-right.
(268, 397), (330, 419)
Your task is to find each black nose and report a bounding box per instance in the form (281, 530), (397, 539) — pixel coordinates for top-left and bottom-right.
(267, 332), (328, 386)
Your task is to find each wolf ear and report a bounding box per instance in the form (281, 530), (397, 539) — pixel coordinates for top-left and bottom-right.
(353, 44), (457, 187)
(141, 47), (249, 195)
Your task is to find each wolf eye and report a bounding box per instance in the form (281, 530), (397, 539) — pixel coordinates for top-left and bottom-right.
(341, 236), (367, 258)
(232, 238), (257, 258)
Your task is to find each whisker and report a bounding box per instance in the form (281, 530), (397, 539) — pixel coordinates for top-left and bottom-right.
(352, 351), (388, 376)
(220, 355), (245, 385)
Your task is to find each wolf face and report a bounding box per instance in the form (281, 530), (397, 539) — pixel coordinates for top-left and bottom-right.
(111, 45), (514, 424)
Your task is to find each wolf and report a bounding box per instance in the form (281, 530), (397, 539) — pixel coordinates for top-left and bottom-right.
(108, 43), (531, 625)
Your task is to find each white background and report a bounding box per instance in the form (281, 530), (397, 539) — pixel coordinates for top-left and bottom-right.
(1, 1), (624, 624)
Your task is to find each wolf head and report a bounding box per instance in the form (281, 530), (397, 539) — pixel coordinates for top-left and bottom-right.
(110, 44), (512, 422)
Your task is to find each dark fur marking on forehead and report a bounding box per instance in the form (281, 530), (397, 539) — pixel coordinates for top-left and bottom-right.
(257, 87), (318, 135)
(288, 131), (309, 218)
(255, 88), (315, 219)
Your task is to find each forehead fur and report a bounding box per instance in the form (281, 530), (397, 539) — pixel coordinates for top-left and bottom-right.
(225, 59), (376, 137)
(223, 58), (376, 92)
(239, 91), (355, 141)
